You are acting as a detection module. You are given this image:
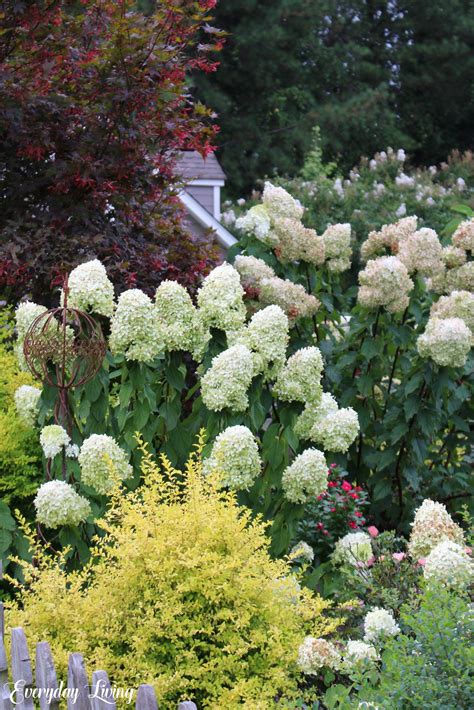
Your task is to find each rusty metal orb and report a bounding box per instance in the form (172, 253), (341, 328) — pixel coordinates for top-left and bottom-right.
(23, 306), (106, 390)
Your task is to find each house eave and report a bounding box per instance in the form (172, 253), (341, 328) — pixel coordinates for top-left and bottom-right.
(179, 191), (237, 250)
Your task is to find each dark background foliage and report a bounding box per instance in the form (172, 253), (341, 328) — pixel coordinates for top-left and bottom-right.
(195, 0), (474, 195)
(0, 0), (222, 302)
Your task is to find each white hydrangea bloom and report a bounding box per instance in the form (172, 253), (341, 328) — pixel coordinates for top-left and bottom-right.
(310, 407), (360, 453)
(274, 347), (324, 403)
(361, 216), (417, 261)
(197, 264), (246, 333)
(14, 385), (41, 427)
(396, 149), (406, 162)
(397, 228), (443, 277)
(430, 291), (474, 333)
(342, 640), (379, 671)
(201, 345), (254, 413)
(233, 255), (275, 288)
(66, 443), (80, 459)
(262, 181), (304, 221)
(259, 277), (320, 322)
(321, 223), (352, 271)
(40, 425), (70, 459)
(15, 301), (47, 339)
(294, 393), (337, 441)
(109, 289), (163, 362)
(334, 532), (373, 566)
(282, 448), (328, 504)
(445, 262), (474, 293)
(203, 425), (261, 491)
(452, 218), (474, 253)
(408, 499), (465, 559)
(78, 434), (133, 495)
(363, 608), (400, 643)
(155, 280), (200, 353)
(34, 480), (91, 528)
(15, 301), (48, 370)
(358, 256), (414, 313)
(417, 317), (471, 367)
(442, 246), (466, 269)
(63, 259), (114, 317)
(235, 204), (275, 245)
(298, 637), (341, 674)
(289, 541), (315, 563)
(424, 540), (473, 588)
(236, 305), (289, 378)
(271, 217), (324, 265)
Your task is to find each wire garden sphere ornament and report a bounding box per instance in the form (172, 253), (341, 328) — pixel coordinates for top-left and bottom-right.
(23, 276), (107, 436)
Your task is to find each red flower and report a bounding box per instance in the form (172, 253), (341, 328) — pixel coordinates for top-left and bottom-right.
(341, 480), (352, 492)
(348, 521), (358, 529)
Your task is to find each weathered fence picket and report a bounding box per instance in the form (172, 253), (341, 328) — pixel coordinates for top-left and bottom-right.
(0, 600), (197, 710)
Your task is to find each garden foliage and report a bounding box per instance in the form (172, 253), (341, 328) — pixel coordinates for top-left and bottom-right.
(6, 437), (338, 708)
(0, 0), (223, 302)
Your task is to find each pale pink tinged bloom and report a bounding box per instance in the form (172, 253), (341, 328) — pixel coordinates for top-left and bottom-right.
(465, 547), (472, 556)
(417, 558), (426, 567)
(393, 552), (406, 563)
(378, 555), (386, 562)
(366, 556), (376, 567)
(355, 561), (367, 569)
(367, 526), (379, 538)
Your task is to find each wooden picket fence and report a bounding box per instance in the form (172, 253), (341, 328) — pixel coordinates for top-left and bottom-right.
(0, 601), (197, 710)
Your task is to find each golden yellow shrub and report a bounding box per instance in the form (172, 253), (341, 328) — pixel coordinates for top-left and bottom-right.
(7, 435), (339, 709)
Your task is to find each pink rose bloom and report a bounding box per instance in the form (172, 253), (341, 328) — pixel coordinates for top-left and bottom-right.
(393, 552), (406, 563)
(417, 558), (426, 567)
(465, 547), (472, 556)
(378, 555), (385, 562)
(366, 555), (376, 567)
(367, 525), (379, 538)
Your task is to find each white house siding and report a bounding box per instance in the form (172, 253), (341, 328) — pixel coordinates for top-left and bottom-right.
(186, 185), (215, 214)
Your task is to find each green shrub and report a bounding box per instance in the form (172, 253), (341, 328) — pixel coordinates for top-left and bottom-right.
(7, 438), (339, 708)
(359, 587), (474, 709)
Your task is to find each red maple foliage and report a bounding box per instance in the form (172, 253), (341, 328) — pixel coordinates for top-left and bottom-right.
(0, 0), (223, 302)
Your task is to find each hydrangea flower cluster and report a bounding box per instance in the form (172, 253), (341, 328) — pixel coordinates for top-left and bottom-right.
(297, 637), (341, 674)
(334, 531), (373, 566)
(424, 540), (473, 588)
(445, 261), (474, 293)
(430, 290), (474, 333)
(363, 608), (400, 643)
(397, 227), (444, 278)
(442, 245), (466, 269)
(78, 434), (133, 495)
(289, 541), (315, 563)
(273, 217), (325, 266)
(417, 316), (471, 367)
(233, 254), (275, 289)
(15, 301), (47, 370)
(310, 407), (360, 454)
(294, 393), (337, 440)
(358, 256), (414, 313)
(452, 218), (474, 254)
(154, 280), (204, 355)
(361, 216), (418, 261)
(201, 345), (254, 412)
(259, 277), (320, 322)
(197, 263), (246, 333)
(281, 448), (328, 504)
(408, 499), (465, 559)
(231, 305), (289, 379)
(233, 256), (320, 323)
(63, 259), (115, 317)
(110, 289), (163, 362)
(342, 640), (379, 671)
(40, 425), (70, 459)
(274, 347), (324, 403)
(321, 223), (352, 272)
(203, 425), (261, 491)
(34, 480), (91, 528)
(14, 385), (42, 427)
(262, 181), (305, 221)
(236, 181), (351, 271)
(235, 204), (274, 245)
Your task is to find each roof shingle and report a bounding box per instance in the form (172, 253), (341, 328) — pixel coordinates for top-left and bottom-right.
(175, 150), (226, 181)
